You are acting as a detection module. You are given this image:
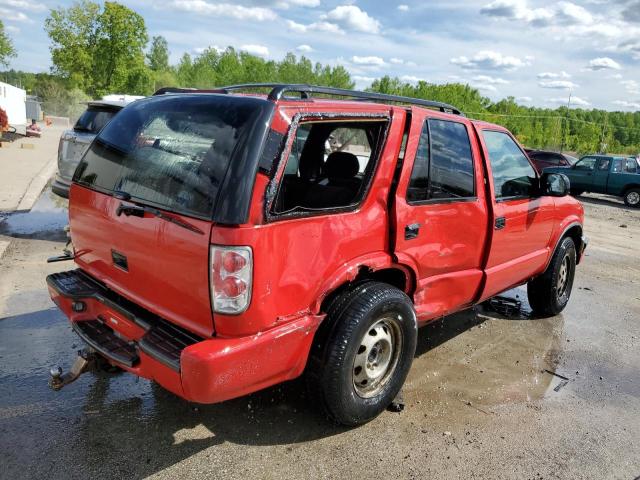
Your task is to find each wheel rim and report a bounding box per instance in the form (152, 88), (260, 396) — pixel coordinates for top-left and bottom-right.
(557, 254), (570, 299)
(627, 191), (640, 205)
(352, 317), (403, 398)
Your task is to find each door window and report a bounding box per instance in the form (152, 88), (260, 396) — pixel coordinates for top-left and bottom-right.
(574, 157), (597, 170)
(625, 158), (638, 173)
(407, 119), (475, 202)
(612, 159), (623, 173)
(597, 158), (611, 171)
(481, 130), (537, 199)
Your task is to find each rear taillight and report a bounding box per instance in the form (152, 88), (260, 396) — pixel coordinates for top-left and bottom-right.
(210, 245), (252, 314)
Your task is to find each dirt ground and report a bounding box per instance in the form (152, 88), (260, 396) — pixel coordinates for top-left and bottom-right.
(0, 190), (638, 480)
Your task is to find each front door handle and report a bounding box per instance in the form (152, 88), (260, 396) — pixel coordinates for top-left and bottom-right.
(405, 223), (421, 240)
(495, 217), (506, 230)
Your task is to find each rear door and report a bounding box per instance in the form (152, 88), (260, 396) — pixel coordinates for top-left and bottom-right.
(393, 109), (489, 320)
(70, 94), (269, 337)
(476, 128), (555, 300)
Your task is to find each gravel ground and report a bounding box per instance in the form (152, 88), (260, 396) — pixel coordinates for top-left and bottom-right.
(0, 190), (638, 480)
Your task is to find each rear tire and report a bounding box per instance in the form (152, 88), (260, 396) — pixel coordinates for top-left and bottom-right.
(306, 282), (417, 426)
(527, 237), (576, 316)
(623, 188), (640, 208)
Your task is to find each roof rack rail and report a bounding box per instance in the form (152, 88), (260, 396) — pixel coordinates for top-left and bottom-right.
(153, 83), (463, 115)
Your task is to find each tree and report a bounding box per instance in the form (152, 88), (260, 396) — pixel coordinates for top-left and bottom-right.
(45, 1), (151, 96)
(0, 20), (17, 68)
(147, 36), (169, 71)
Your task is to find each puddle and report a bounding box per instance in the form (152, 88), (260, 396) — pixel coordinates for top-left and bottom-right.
(0, 188), (68, 239)
(404, 287), (565, 416)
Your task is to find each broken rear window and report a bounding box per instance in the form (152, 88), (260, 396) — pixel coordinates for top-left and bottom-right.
(74, 95), (267, 219)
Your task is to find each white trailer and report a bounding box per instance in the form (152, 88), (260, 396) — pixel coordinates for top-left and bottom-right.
(0, 81), (27, 127)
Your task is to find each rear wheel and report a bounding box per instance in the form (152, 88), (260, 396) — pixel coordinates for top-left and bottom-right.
(306, 282), (417, 426)
(623, 188), (640, 208)
(527, 237), (576, 316)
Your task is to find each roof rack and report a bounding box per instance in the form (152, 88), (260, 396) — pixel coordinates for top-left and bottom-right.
(153, 83), (463, 116)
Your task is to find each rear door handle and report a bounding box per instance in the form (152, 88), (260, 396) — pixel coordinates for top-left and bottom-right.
(495, 217), (506, 230)
(405, 223), (421, 240)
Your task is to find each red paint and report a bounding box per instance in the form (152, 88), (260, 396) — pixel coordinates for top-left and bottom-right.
(50, 94), (585, 405)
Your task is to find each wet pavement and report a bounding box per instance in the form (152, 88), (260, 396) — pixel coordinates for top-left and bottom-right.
(0, 189), (639, 479)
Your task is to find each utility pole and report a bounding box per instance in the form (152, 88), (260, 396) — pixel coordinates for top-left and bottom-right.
(560, 92), (572, 153)
(600, 112), (608, 154)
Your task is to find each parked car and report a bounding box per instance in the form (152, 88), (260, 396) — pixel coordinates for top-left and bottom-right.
(46, 84), (587, 426)
(525, 149), (577, 172)
(52, 97), (141, 198)
(545, 154), (640, 207)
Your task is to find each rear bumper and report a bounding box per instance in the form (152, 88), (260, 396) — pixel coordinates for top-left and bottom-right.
(47, 270), (323, 403)
(51, 174), (71, 199)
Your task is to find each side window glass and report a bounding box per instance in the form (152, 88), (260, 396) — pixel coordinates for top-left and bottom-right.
(625, 159), (638, 173)
(574, 157), (597, 170)
(612, 159), (623, 173)
(407, 119), (475, 202)
(271, 119), (386, 215)
(598, 159), (610, 171)
(482, 130), (537, 199)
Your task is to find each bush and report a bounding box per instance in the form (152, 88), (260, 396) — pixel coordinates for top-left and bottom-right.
(0, 106), (7, 131)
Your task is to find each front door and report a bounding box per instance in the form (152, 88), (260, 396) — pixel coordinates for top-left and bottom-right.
(591, 157), (611, 193)
(393, 110), (489, 321)
(476, 128), (555, 300)
(570, 156), (598, 191)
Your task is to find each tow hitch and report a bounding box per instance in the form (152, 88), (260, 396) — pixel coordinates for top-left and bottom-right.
(49, 348), (99, 391)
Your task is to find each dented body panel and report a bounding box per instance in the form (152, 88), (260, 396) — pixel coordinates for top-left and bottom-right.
(48, 87), (586, 405)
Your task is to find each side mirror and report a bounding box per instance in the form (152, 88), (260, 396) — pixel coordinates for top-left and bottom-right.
(542, 172), (570, 197)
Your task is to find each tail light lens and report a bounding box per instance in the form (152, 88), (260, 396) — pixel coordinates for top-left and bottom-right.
(210, 245), (252, 314)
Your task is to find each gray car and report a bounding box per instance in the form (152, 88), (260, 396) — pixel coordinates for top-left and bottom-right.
(52, 99), (134, 198)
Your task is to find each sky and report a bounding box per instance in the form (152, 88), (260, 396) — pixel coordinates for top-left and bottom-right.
(1, 0), (639, 111)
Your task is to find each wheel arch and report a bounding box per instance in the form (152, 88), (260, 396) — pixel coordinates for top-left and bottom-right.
(312, 254), (416, 315)
(546, 221), (584, 271)
(622, 183), (640, 196)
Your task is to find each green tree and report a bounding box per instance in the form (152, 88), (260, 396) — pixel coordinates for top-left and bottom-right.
(0, 20), (17, 68)
(147, 35), (169, 71)
(45, 1), (151, 96)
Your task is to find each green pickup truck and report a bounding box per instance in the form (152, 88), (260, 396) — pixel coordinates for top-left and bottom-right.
(545, 154), (640, 207)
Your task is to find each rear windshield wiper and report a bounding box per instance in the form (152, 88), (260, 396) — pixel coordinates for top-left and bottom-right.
(116, 202), (205, 235)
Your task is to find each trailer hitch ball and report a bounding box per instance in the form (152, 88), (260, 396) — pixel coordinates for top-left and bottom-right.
(48, 348), (97, 391)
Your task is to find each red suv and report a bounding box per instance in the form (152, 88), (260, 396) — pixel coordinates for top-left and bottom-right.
(47, 84), (587, 426)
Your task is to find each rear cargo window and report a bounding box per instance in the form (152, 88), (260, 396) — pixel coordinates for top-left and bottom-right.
(74, 95), (267, 219)
(74, 106), (119, 134)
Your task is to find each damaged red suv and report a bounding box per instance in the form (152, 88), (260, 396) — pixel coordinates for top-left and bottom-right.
(47, 84), (587, 426)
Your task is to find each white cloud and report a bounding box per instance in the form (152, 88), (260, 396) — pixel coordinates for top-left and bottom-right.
(538, 80), (579, 89)
(240, 44), (269, 57)
(472, 74), (509, 84)
(517, 96), (533, 102)
(169, 1), (277, 21)
(286, 19), (343, 34)
(556, 2), (593, 25)
(351, 55), (385, 66)
(397, 4), (409, 12)
(276, 0), (320, 8)
(0, 8), (29, 21)
(5, 24), (19, 33)
(193, 45), (223, 54)
(322, 5), (381, 33)
(401, 75), (421, 83)
(0, 0), (45, 12)
(612, 100), (640, 109)
(353, 75), (376, 85)
(537, 71), (571, 79)
(296, 44), (313, 53)
(451, 50), (532, 71)
(390, 57), (404, 65)
(607, 39), (640, 60)
(549, 96), (590, 106)
(621, 80), (640, 94)
(480, 0), (553, 26)
(585, 57), (622, 70)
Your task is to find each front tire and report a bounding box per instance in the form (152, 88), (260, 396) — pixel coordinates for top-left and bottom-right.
(306, 282), (417, 426)
(527, 237), (576, 316)
(623, 188), (640, 208)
